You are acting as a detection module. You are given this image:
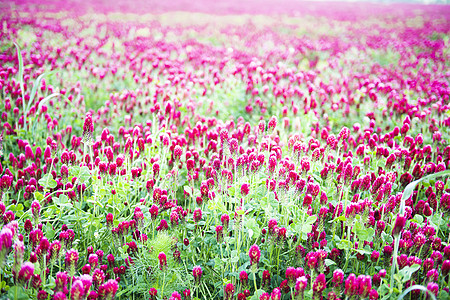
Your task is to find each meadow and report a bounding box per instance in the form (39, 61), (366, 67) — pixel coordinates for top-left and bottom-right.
(0, 1), (450, 299)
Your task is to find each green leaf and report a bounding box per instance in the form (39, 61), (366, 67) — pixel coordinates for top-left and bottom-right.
(411, 214), (423, 225)
(228, 186), (235, 196)
(337, 239), (352, 250)
(381, 231), (393, 244)
(38, 174), (57, 189)
(438, 289), (450, 300)
(7, 286), (28, 300)
(34, 192), (44, 202)
(78, 166), (91, 183)
(236, 209), (245, 215)
(250, 289), (266, 300)
(398, 264), (421, 283)
(230, 250), (239, 263)
(305, 215), (317, 225)
(301, 224), (312, 234)
(325, 259), (336, 266)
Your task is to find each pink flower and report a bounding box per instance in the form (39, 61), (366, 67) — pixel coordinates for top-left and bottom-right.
(193, 266), (202, 284)
(249, 244), (261, 267)
(149, 288), (158, 300)
(241, 183), (250, 196)
(392, 214), (406, 236)
(239, 270), (248, 287)
(158, 252), (167, 270)
(224, 283), (235, 300)
(71, 280), (85, 300)
(313, 273), (326, 295)
(193, 208), (202, 223)
(18, 262), (34, 283)
(216, 225), (224, 243)
(65, 249), (79, 276)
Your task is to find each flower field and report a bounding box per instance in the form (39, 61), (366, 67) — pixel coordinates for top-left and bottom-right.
(0, 1), (450, 299)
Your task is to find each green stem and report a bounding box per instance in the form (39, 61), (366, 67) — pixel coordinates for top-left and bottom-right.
(252, 269), (258, 295)
(390, 236), (400, 293)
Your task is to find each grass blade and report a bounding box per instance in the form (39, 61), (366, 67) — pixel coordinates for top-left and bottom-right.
(399, 170), (450, 215)
(14, 42), (26, 129)
(397, 284), (437, 300)
(26, 71), (53, 113)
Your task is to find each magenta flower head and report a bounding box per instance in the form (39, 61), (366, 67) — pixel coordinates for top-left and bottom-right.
(173, 145), (182, 161)
(303, 194), (313, 207)
(65, 249), (79, 276)
(392, 214), (406, 237)
(249, 244), (261, 269)
(169, 291), (182, 300)
(78, 274), (92, 295)
(49, 240), (62, 263)
(106, 213), (114, 227)
(313, 273), (326, 296)
(295, 276), (308, 292)
(156, 219), (169, 231)
(158, 252), (167, 270)
(82, 264), (91, 275)
(271, 288), (281, 300)
(285, 267), (297, 287)
(37, 290), (48, 300)
(358, 275), (372, 298)
(53, 292), (68, 300)
(260, 293), (270, 300)
(83, 113), (94, 144)
(55, 271), (68, 293)
(87, 290), (98, 300)
(215, 225), (224, 243)
(239, 270), (249, 287)
(221, 214), (230, 229)
(149, 288), (158, 300)
(224, 283), (235, 300)
(183, 289), (191, 300)
(369, 289), (379, 300)
(31, 200), (41, 220)
(97, 279), (118, 299)
(344, 273), (357, 296)
(193, 208), (202, 223)
(241, 183), (250, 196)
(71, 280), (85, 300)
(442, 260), (450, 276)
(149, 205), (159, 220)
(332, 269), (344, 287)
(427, 282), (439, 297)
(193, 266), (202, 284)
(268, 116), (277, 131)
(18, 261), (34, 283)
(93, 268), (105, 287)
(89, 254), (99, 268)
(262, 270), (271, 288)
(13, 241), (25, 277)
